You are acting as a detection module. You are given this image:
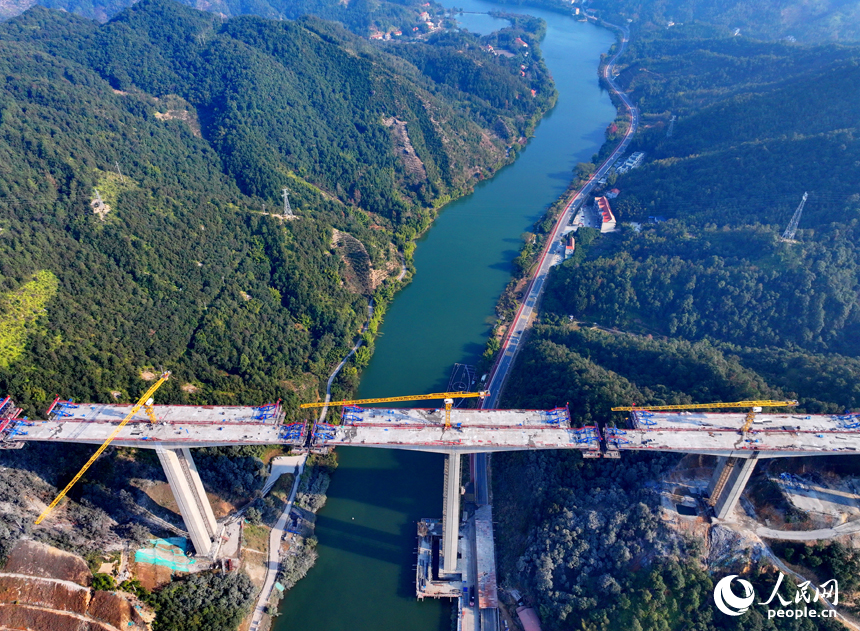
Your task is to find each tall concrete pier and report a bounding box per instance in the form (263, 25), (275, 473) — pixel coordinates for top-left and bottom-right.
(442, 451), (461, 574)
(156, 447), (218, 555)
(708, 454), (759, 519)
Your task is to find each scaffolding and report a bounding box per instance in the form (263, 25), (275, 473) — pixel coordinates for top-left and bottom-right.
(0, 396), (24, 444)
(569, 426), (601, 447)
(542, 406), (569, 425)
(835, 413), (860, 429)
(342, 405), (365, 424)
(312, 422), (338, 442)
(630, 411), (658, 429)
(253, 401), (281, 421)
(605, 427), (630, 448)
(279, 422), (307, 444)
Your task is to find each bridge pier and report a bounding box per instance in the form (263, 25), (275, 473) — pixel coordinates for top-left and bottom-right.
(441, 451), (461, 575)
(707, 453), (758, 519)
(156, 447), (217, 555)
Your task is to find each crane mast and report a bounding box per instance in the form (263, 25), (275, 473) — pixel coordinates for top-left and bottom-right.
(35, 372), (170, 525)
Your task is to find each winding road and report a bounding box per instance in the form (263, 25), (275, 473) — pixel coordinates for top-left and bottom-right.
(316, 299), (374, 423)
(484, 24), (637, 407)
(249, 455), (306, 631)
(248, 299), (373, 631)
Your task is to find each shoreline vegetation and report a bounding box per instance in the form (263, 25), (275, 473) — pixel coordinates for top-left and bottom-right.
(485, 6), (860, 631)
(0, 2), (558, 630)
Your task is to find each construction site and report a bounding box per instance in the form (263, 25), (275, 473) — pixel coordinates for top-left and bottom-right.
(6, 382), (860, 631)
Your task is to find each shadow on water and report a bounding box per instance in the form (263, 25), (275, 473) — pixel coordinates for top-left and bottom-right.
(548, 168), (575, 182)
(581, 124), (611, 147)
(459, 341), (487, 362)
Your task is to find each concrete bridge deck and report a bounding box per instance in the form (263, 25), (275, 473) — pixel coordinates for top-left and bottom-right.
(625, 410), (860, 457)
(4, 402), (860, 456)
(7, 403), (295, 449)
(4, 395), (860, 556)
(311, 406), (588, 453)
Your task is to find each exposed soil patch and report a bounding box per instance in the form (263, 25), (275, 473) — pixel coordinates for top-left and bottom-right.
(142, 482), (234, 519)
(208, 493), (235, 519)
(4, 540), (92, 586)
(331, 229), (373, 295)
(142, 483), (180, 517)
(241, 550), (267, 588)
(0, 541), (153, 630)
(153, 95), (202, 137)
(129, 559), (172, 592)
(382, 116), (427, 181)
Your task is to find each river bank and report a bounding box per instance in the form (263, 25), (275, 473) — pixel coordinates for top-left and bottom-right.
(272, 6), (618, 631)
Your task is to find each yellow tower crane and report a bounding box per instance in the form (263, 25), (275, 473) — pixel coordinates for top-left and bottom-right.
(35, 372), (170, 525)
(611, 400), (798, 433)
(300, 391), (489, 429)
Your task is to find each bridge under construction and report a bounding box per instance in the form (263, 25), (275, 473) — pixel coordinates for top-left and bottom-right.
(3, 393), (860, 589)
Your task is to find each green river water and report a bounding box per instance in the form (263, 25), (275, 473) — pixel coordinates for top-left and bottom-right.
(274, 6), (615, 630)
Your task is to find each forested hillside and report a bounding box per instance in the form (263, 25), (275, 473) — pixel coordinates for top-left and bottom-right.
(489, 0), (860, 42)
(0, 0), (553, 578)
(592, 0), (860, 42)
(1, 0), (437, 34)
(0, 0), (551, 415)
(494, 26), (860, 631)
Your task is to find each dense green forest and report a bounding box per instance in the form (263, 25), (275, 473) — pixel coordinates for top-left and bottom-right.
(494, 24), (860, 631)
(1, 0), (444, 36)
(0, 1), (554, 618)
(152, 571), (255, 631)
(591, 0), (860, 42)
(486, 0), (860, 42)
(0, 0), (552, 414)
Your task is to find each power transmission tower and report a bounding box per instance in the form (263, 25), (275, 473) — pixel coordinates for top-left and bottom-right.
(114, 161), (125, 183)
(282, 188), (294, 217)
(781, 192), (808, 241)
(666, 115), (676, 138)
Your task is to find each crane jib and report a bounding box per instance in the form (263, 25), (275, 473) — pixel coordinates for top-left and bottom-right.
(299, 391), (490, 409)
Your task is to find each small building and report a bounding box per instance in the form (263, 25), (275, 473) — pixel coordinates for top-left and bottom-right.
(419, 11), (430, 20)
(516, 606), (543, 631)
(615, 151), (645, 174)
(513, 37), (529, 47)
(606, 188), (620, 199)
(596, 196), (616, 233)
(564, 236), (575, 259)
(370, 32), (383, 39)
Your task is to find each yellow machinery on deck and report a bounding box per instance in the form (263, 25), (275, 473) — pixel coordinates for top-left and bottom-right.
(35, 372), (170, 525)
(300, 391), (489, 428)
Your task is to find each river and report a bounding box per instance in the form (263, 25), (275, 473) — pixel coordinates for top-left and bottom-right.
(274, 6), (615, 630)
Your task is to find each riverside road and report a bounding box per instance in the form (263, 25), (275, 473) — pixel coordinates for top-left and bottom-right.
(484, 24), (637, 407)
